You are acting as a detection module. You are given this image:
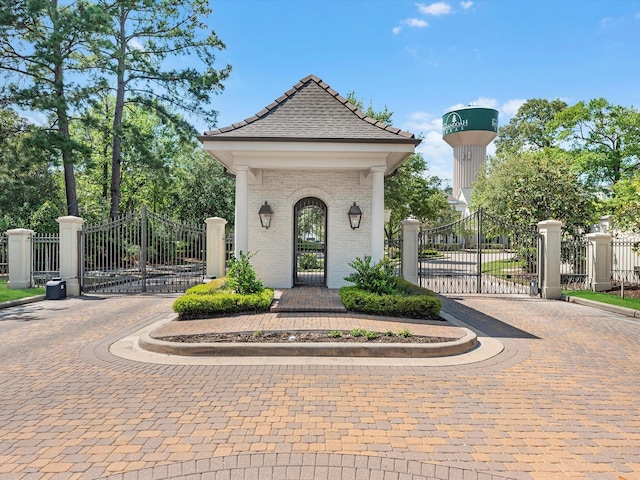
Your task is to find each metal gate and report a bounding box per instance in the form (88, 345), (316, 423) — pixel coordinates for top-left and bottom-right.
(418, 209), (538, 294)
(294, 197), (327, 286)
(81, 206), (205, 293)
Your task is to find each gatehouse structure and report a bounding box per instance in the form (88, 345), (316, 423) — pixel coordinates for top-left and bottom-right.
(198, 75), (420, 288)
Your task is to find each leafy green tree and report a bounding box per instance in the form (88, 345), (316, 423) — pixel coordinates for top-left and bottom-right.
(167, 147), (235, 224)
(94, 0), (231, 218)
(0, 108), (62, 231)
(471, 150), (597, 235)
(0, 0), (109, 215)
(554, 98), (640, 187)
(610, 175), (640, 233)
(495, 98), (567, 155)
(346, 93), (452, 238)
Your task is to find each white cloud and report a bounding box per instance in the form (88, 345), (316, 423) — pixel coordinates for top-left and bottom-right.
(445, 97), (499, 113)
(416, 2), (452, 16)
(128, 38), (144, 50)
(460, 1), (473, 9)
(635, 11), (640, 19)
(402, 112), (452, 183)
(393, 17), (429, 34)
(406, 17), (429, 28)
(501, 98), (526, 116)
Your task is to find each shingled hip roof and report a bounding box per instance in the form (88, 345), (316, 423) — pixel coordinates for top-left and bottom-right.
(198, 75), (421, 145)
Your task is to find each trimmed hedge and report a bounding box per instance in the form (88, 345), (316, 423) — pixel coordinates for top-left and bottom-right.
(185, 277), (227, 295)
(339, 278), (441, 320)
(173, 288), (274, 319)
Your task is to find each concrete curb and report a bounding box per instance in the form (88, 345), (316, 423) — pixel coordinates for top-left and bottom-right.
(139, 327), (478, 358)
(562, 294), (640, 319)
(0, 294), (46, 310)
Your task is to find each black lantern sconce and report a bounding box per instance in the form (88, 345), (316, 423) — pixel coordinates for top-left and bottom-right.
(348, 202), (362, 229)
(259, 201), (274, 229)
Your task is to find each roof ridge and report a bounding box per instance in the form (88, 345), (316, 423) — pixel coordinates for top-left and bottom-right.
(203, 75), (416, 140)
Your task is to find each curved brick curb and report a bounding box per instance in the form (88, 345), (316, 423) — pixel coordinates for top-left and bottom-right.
(95, 453), (521, 480)
(0, 294), (45, 309)
(138, 328), (478, 358)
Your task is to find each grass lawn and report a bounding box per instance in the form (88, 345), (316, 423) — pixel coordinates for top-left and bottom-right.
(563, 290), (640, 311)
(0, 279), (45, 303)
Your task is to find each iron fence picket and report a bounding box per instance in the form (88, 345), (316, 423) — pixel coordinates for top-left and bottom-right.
(560, 236), (589, 290)
(418, 209), (538, 294)
(611, 237), (640, 288)
(0, 234), (7, 282)
(81, 207), (205, 293)
(31, 234), (60, 286)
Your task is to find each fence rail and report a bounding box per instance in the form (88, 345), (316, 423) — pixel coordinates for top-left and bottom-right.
(32, 234), (60, 286)
(611, 237), (640, 287)
(0, 235), (7, 281)
(561, 237), (589, 290)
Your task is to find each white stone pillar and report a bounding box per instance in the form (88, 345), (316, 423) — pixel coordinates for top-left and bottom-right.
(370, 167), (385, 263)
(537, 220), (563, 299)
(400, 219), (420, 285)
(234, 166), (249, 257)
(57, 216), (84, 296)
(586, 232), (612, 292)
(205, 217), (227, 279)
(6, 229), (34, 289)
(599, 215), (613, 233)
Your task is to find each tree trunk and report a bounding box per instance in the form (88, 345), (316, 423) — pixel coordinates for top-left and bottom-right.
(110, 6), (128, 219)
(52, 0), (79, 216)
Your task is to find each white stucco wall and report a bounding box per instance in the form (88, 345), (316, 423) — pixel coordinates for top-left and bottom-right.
(247, 169), (372, 288)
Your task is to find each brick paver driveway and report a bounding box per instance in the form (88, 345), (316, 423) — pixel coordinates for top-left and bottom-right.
(0, 293), (639, 479)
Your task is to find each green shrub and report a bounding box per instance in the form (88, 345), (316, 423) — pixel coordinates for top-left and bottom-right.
(339, 280), (441, 320)
(344, 256), (398, 295)
(363, 330), (379, 340)
(398, 328), (413, 338)
(349, 328), (366, 337)
(185, 277), (227, 295)
(329, 330), (342, 338)
(226, 251), (264, 294)
(172, 288), (274, 319)
(299, 253), (321, 270)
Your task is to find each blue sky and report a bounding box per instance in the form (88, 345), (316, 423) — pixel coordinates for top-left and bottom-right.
(203, 0), (640, 186)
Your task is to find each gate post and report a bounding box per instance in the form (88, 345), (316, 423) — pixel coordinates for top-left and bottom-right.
(205, 217), (227, 279)
(586, 232), (612, 292)
(57, 216), (84, 296)
(6, 229), (34, 289)
(400, 218), (420, 285)
(537, 220), (563, 299)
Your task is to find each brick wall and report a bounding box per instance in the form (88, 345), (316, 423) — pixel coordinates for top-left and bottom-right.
(248, 170), (372, 288)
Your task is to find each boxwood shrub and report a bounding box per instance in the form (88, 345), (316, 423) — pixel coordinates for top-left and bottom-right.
(339, 278), (441, 320)
(173, 288), (274, 319)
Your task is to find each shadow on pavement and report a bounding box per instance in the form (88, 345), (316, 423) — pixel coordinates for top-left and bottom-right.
(440, 296), (540, 340)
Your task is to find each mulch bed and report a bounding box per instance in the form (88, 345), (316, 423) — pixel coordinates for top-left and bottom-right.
(157, 331), (457, 344)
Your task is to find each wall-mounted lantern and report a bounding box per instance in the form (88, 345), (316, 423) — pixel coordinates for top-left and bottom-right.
(259, 201), (274, 229)
(348, 202), (362, 229)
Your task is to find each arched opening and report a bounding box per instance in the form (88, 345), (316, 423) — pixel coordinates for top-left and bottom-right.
(293, 197), (327, 286)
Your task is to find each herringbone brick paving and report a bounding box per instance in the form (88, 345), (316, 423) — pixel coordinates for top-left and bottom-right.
(0, 292), (638, 479)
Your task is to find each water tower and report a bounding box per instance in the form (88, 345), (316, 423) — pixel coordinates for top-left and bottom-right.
(442, 106), (498, 204)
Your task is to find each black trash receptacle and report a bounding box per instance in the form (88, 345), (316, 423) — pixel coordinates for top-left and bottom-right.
(46, 279), (67, 300)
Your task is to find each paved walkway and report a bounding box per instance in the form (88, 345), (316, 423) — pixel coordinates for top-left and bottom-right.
(0, 293), (639, 479)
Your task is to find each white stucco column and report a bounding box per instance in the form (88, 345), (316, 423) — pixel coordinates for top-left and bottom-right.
(586, 232), (612, 292)
(6, 229), (34, 289)
(537, 219), (563, 299)
(400, 219), (420, 285)
(234, 166), (249, 257)
(57, 216), (84, 296)
(205, 217), (227, 279)
(370, 167), (385, 263)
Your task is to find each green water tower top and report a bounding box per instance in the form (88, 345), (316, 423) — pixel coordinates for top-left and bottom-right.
(442, 107), (498, 147)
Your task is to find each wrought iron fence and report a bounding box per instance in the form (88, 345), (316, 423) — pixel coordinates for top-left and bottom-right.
(0, 234), (7, 282)
(611, 237), (640, 288)
(560, 236), (589, 290)
(384, 237), (401, 276)
(31, 234), (60, 286)
(225, 233), (235, 268)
